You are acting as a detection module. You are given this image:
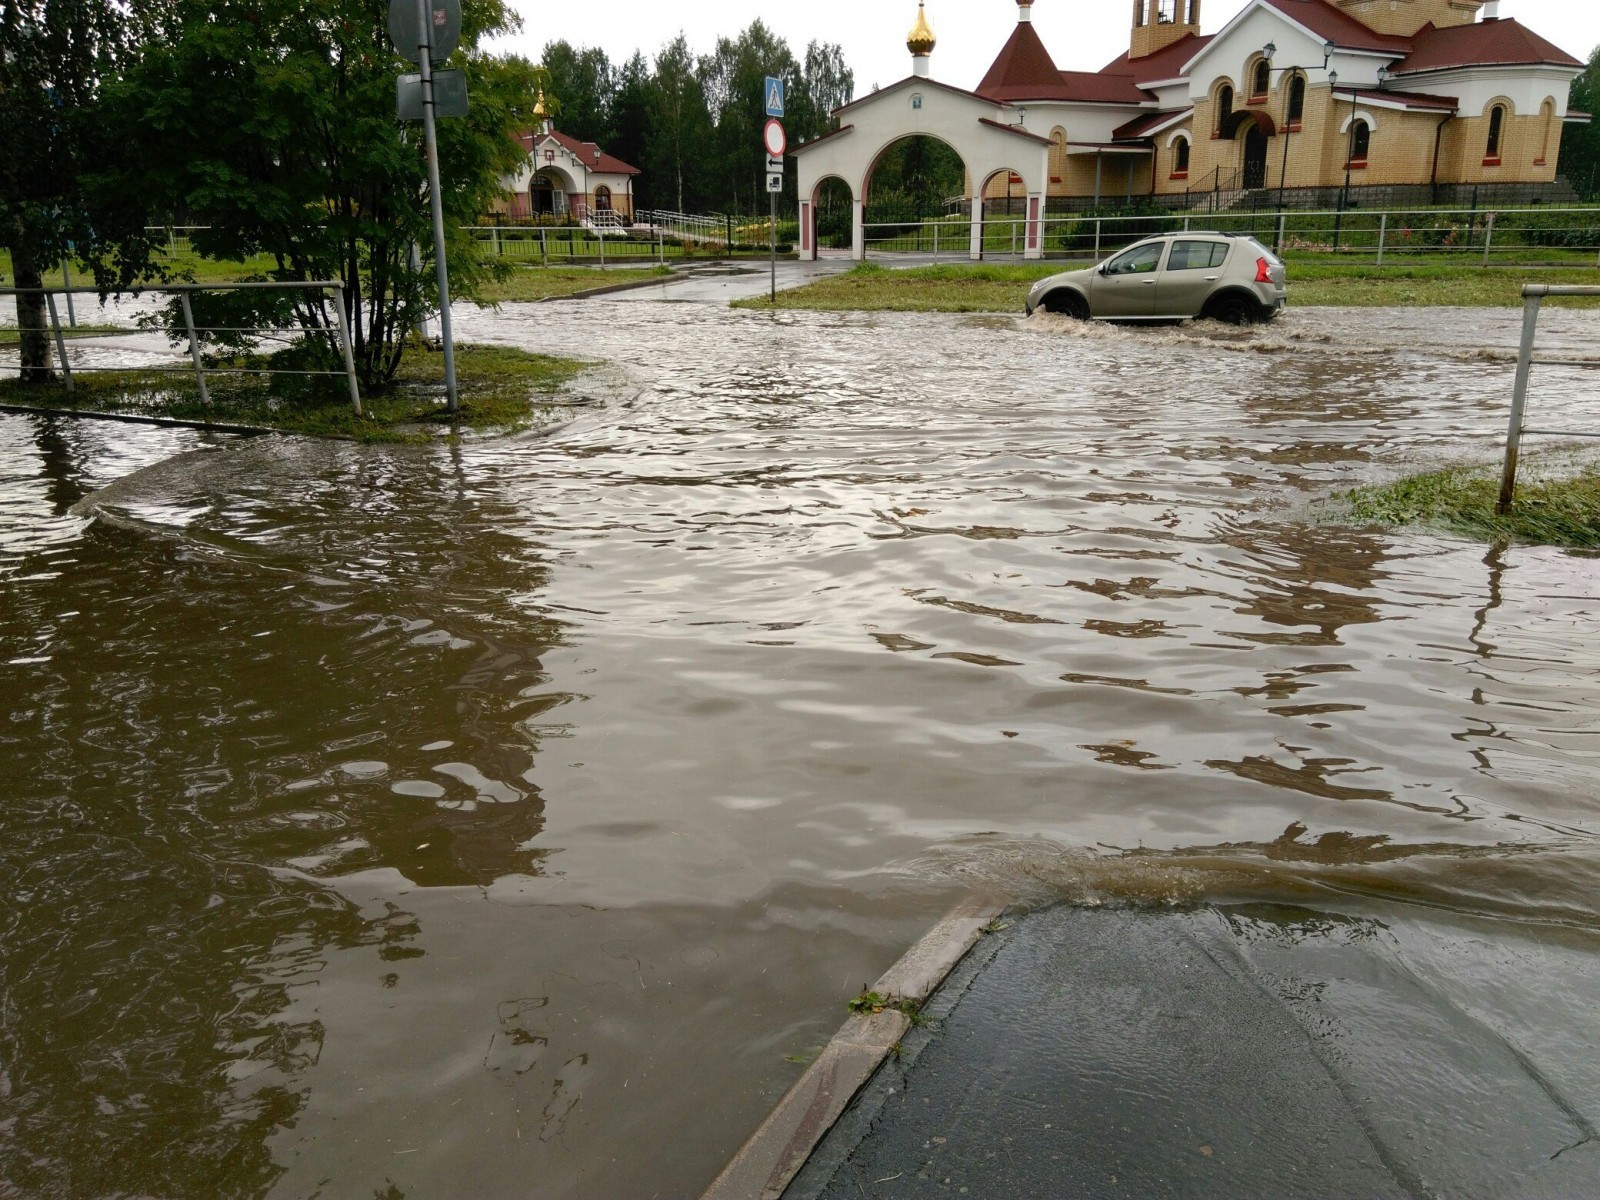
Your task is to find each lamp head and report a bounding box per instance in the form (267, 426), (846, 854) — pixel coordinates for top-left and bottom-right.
(1263, 41), (1275, 64)
(1328, 69), (1338, 89)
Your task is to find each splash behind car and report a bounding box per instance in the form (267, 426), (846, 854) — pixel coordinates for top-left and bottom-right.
(1025, 232), (1287, 324)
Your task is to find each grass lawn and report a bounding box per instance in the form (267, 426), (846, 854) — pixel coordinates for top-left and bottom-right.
(1328, 458), (1600, 549)
(0, 343), (589, 443)
(736, 260), (1600, 314)
(735, 263), (1061, 313)
(2, 250), (672, 306)
(0, 323), (126, 349)
(1285, 261), (1600, 308)
(475, 264), (671, 303)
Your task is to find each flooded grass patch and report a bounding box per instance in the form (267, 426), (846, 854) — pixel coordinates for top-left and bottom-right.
(0, 323), (127, 349)
(0, 343), (589, 442)
(1332, 459), (1600, 548)
(735, 263), (1060, 313)
(473, 265), (672, 303)
(741, 261), (1600, 314)
(1285, 262), (1600, 308)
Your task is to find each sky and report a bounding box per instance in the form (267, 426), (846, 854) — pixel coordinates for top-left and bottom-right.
(490, 1), (1600, 101)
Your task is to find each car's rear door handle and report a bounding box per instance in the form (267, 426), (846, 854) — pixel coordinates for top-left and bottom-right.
(1143, 279), (1156, 285)
(1204, 275), (1219, 281)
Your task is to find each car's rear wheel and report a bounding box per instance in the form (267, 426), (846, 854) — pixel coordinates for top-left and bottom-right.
(1206, 293), (1260, 326)
(1043, 290), (1089, 320)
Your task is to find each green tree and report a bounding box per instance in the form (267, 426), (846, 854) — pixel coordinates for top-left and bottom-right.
(648, 34), (714, 213)
(793, 40), (853, 146)
(701, 21), (799, 214)
(607, 51), (654, 208)
(1560, 46), (1600, 200)
(123, 0), (535, 388)
(540, 39), (612, 145)
(0, 0), (165, 380)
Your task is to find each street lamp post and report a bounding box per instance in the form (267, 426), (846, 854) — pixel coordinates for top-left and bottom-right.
(1260, 39), (1335, 251)
(1333, 64), (1387, 252)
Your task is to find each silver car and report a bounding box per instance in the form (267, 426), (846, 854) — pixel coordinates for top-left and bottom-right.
(1025, 232), (1287, 324)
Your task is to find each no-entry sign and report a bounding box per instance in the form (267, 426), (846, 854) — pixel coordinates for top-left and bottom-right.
(763, 118), (787, 159)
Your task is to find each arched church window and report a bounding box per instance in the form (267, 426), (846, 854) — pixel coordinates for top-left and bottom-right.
(1538, 98), (1556, 165)
(1350, 120), (1371, 165)
(1251, 60), (1270, 101)
(1288, 75), (1306, 127)
(1486, 105), (1506, 161)
(1215, 85), (1233, 136)
(1172, 135), (1191, 177)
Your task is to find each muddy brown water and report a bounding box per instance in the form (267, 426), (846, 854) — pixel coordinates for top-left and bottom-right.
(2, 304), (1598, 1198)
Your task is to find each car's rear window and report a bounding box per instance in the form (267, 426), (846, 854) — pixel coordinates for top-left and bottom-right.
(1244, 238), (1283, 266)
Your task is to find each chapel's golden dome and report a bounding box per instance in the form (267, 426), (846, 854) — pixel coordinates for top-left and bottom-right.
(532, 87), (548, 118)
(907, 1), (936, 58)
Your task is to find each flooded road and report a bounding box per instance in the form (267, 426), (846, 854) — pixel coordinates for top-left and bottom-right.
(2, 302), (1598, 1198)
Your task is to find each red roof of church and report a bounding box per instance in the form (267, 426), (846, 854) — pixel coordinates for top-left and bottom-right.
(517, 129), (640, 176)
(1258, 0), (1410, 54)
(1102, 33), (1213, 82)
(976, 19), (1068, 101)
(1396, 18), (1583, 73)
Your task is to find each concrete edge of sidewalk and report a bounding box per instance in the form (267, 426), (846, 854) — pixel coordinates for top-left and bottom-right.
(540, 267), (688, 302)
(0, 401), (278, 437)
(540, 258), (786, 303)
(699, 896), (1009, 1200)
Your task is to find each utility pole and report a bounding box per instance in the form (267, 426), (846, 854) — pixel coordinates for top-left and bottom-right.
(414, 0), (458, 413)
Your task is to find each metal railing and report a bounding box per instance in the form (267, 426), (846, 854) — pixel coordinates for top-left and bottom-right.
(470, 225), (667, 267)
(854, 205), (1600, 266)
(1, 281), (362, 416)
(636, 210), (730, 244)
(1498, 284), (1600, 513)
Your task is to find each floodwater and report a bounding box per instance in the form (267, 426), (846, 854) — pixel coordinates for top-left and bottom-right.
(2, 301), (1599, 1198)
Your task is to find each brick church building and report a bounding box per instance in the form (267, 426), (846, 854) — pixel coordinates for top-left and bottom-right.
(982, 0), (1587, 207)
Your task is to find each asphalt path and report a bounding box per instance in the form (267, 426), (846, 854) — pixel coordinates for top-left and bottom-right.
(786, 903), (1600, 1200)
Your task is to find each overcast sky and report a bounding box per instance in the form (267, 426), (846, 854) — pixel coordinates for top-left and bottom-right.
(490, 1), (1599, 100)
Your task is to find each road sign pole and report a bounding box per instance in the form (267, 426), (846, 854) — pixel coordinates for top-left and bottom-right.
(770, 189), (777, 304)
(416, 0), (459, 414)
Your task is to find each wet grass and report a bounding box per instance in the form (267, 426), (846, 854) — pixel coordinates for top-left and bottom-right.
(475, 265), (671, 303)
(0, 343), (590, 443)
(736, 262), (1060, 313)
(739, 261), (1600, 314)
(1284, 261), (1600, 308)
(2, 252), (671, 304)
(0, 323), (125, 348)
(1334, 459), (1600, 548)
(0, 249), (283, 288)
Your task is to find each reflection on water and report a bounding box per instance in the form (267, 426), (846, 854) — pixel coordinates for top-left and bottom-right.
(1, 303), (1598, 1197)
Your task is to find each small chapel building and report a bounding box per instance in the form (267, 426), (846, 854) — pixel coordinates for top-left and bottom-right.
(497, 89), (641, 225)
(793, 0), (1587, 260)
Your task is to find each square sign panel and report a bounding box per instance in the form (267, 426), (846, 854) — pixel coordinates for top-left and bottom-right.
(767, 173), (784, 193)
(397, 69), (469, 120)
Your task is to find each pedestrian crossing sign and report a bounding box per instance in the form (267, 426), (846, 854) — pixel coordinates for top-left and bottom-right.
(765, 76), (785, 118)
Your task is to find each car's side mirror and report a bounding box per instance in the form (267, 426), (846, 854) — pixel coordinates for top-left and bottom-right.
(1096, 264), (1107, 276)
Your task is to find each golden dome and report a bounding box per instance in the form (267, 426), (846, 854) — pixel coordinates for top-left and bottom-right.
(532, 87), (548, 118)
(907, 1), (936, 58)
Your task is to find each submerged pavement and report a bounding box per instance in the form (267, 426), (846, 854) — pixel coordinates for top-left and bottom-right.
(784, 903), (1600, 1200)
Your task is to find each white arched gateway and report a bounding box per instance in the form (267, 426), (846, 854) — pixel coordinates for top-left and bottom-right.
(794, 79), (1052, 261)
(793, 3), (1052, 261)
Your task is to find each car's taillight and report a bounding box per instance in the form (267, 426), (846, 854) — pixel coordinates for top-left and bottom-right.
(1255, 257), (1273, 284)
